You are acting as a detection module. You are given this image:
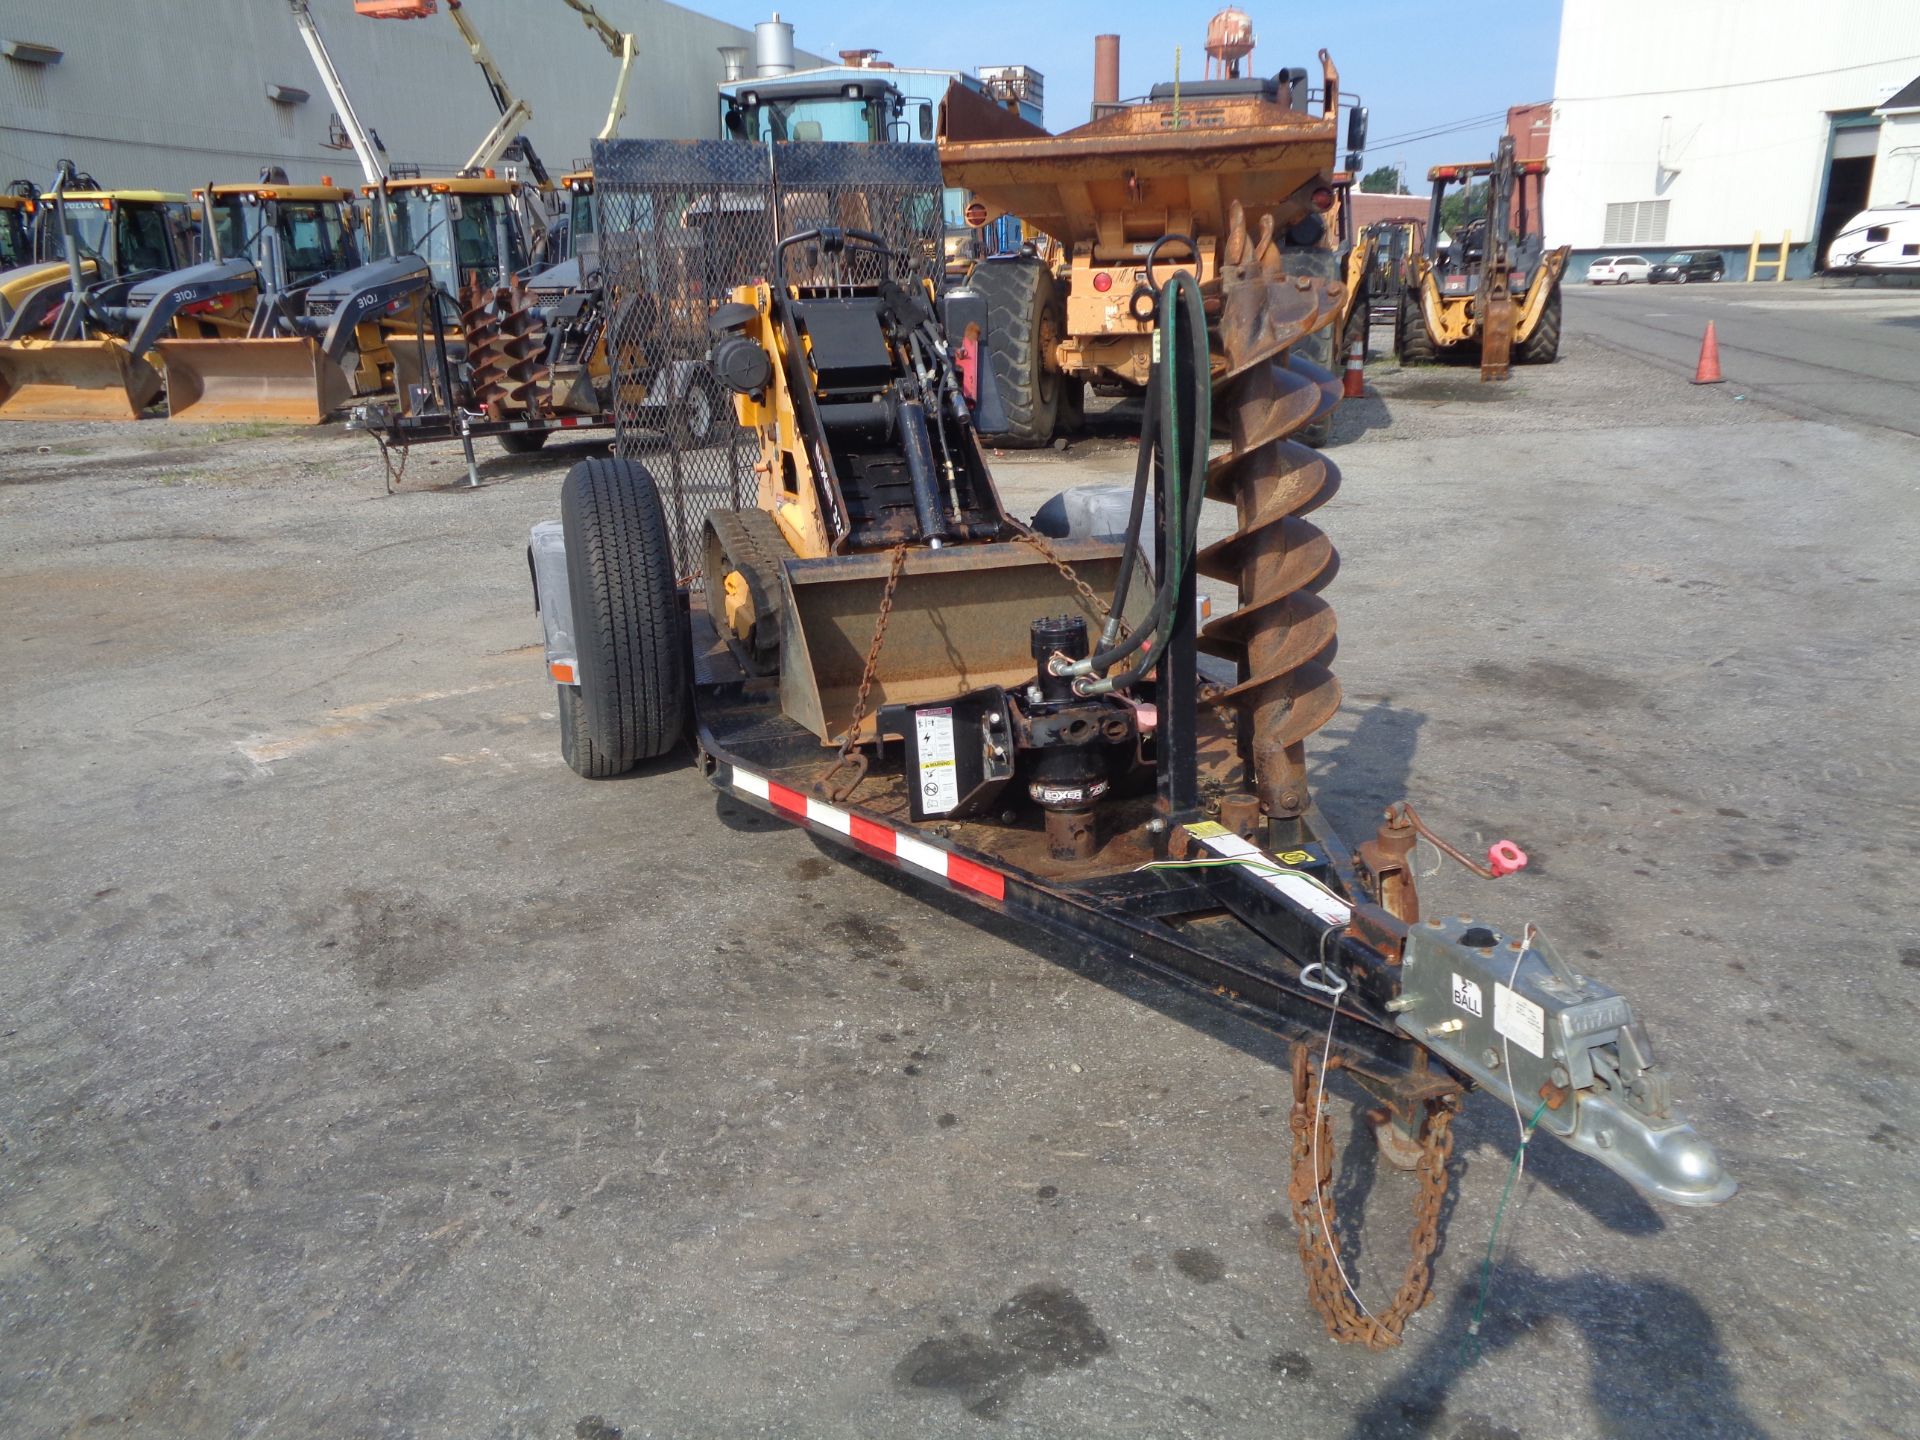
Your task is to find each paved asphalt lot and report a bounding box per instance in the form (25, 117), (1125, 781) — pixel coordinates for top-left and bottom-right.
(2, 282), (1917, 1438)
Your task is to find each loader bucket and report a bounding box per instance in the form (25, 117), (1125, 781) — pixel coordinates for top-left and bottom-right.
(0, 338), (162, 422)
(156, 337), (353, 424)
(779, 539), (1137, 744)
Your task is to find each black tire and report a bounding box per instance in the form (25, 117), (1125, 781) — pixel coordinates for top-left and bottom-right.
(557, 683), (621, 778)
(968, 257), (1061, 447)
(1396, 290), (1436, 365)
(1515, 282), (1562, 365)
(498, 430), (550, 455)
(668, 370), (725, 451)
(560, 457), (687, 773)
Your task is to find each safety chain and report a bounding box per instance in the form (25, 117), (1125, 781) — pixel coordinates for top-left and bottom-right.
(813, 541), (909, 803)
(1007, 524), (1132, 640)
(1287, 1045), (1456, 1350)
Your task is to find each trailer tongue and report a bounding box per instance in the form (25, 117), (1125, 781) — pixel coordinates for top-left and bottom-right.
(527, 138), (1733, 1350)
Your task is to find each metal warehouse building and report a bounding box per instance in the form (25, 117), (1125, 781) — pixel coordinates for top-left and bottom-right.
(0, 1), (822, 193)
(1544, 0), (1920, 277)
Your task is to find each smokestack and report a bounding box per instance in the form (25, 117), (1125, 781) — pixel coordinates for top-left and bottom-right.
(718, 45), (749, 81)
(1093, 34), (1120, 114)
(754, 14), (796, 77)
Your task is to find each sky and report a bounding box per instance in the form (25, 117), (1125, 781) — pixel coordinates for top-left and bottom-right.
(742, 0), (1564, 189)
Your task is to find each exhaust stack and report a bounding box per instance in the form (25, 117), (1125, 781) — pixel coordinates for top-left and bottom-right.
(718, 45), (749, 81)
(754, 14), (795, 77)
(1093, 34), (1119, 116)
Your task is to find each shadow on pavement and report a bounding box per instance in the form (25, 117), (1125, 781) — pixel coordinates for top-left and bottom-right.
(1344, 1263), (1769, 1440)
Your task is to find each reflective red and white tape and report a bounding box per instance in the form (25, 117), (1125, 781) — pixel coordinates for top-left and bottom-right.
(727, 765), (1005, 901)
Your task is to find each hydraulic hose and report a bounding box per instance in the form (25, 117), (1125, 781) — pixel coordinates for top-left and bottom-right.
(1073, 270), (1211, 694)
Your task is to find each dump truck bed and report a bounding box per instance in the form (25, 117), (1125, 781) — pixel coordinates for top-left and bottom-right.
(938, 68), (1338, 254)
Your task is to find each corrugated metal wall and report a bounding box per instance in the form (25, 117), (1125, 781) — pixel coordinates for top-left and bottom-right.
(1545, 0), (1920, 263)
(0, 0), (824, 192)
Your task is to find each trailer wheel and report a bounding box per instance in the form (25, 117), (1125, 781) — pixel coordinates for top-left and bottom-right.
(668, 371), (726, 450)
(498, 430), (549, 455)
(1395, 291), (1436, 365)
(1284, 248), (1340, 448)
(556, 684), (620, 778)
(560, 457), (688, 772)
(969, 257), (1061, 448)
(1515, 282), (1562, 365)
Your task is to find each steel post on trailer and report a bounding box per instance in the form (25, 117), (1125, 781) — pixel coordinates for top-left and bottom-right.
(427, 297), (481, 488)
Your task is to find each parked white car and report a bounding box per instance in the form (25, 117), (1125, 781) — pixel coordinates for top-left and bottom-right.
(1586, 254), (1652, 285)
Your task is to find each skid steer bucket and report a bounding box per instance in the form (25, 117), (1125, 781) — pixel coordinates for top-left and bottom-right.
(0, 338), (162, 421)
(780, 541), (1134, 744)
(156, 337), (353, 424)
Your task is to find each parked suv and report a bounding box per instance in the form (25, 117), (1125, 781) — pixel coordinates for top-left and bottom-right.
(1649, 251), (1725, 284)
(1586, 254), (1651, 284)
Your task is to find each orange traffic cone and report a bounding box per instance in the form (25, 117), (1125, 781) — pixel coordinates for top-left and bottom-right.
(1691, 322), (1724, 385)
(1342, 336), (1366, 398)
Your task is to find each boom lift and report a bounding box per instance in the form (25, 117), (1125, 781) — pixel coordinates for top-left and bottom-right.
(524, 137), (1732, 1348)
(1394, 136), (1570, 380)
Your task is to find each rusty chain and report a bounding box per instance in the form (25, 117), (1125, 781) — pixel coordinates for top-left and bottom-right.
(1007, 523), (1132, 640)
(1287, 1045), (1456, 1350)
(813, 541), (909, 803)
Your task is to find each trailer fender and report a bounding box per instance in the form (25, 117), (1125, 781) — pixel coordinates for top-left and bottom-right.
(527, 519), (580, 685)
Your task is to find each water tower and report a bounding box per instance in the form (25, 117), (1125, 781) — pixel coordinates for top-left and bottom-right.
(1204, 7), (1255, 79)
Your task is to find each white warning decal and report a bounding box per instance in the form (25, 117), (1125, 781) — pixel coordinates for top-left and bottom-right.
(1451, 973), (1484, 1018)
(1495, 984), (1547, 1058)
(915, 707), (960, 814)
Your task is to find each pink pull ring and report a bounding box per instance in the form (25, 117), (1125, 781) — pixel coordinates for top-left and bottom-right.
(1487, 841), (1528, 878)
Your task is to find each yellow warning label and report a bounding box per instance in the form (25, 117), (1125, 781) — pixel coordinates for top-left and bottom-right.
(1277, 850), (1312, 865)
(1183, 821), (1231, 839)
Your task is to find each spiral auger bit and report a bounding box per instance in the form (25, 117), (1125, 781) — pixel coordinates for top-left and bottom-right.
(1179, 202), (1734, 1346)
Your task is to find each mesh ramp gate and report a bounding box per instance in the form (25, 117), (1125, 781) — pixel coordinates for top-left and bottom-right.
(591, 139), (947, 581)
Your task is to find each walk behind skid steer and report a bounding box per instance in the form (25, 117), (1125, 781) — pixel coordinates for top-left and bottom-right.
(1395, 135), (1571, 381)
(528, 141), (1732, 1349)
(0, 186), (195, 421)
(938, 46), (1367, 449)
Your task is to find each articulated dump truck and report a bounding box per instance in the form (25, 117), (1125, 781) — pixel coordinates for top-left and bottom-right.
(939, 49), (1358, 447)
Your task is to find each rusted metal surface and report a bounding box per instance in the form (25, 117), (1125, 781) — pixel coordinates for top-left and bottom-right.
(0, 338), (161, 421)
(1289, 1046), (1456, 1349)
(1194, 202), (1346, 826)
(1358, 807), (1421, 923)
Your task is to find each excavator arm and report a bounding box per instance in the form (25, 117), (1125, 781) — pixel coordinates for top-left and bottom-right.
(445, 0), (550, 183)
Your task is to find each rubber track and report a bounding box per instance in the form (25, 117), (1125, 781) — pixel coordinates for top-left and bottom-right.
(968, 258), (1056, 447)
(705, 507), (792, 674)
(1515, 282), (1562, 364)
(561, 457), (687, 768)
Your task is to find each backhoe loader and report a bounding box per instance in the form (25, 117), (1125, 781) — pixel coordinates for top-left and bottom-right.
(0, 177), (362, 424)
(1394, 136), (1569, 380)
(0, 188), (30, 274)
(523, 137), (1731, 1349)
(0, 185), (195, 420)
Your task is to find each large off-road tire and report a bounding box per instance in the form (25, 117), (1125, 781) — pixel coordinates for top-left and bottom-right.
(559, 457), (687, 775)
(556, 683), (620, 778)
(498, 430), (550, 455)
(1515, 282), (1562, 365)
(969, 256), (1062, 448)
(1282, 248), (1341, 448)
(1396, 291), (1436, 365)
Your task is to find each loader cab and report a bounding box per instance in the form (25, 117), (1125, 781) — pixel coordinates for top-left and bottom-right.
(375, 178), (529, 297)
(48, 191), (194, 281)
(206, 184), (361, 284)
(722, 80), (912, 145)
(562, 170), (597, 266)
(0, 196), (29, 270)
